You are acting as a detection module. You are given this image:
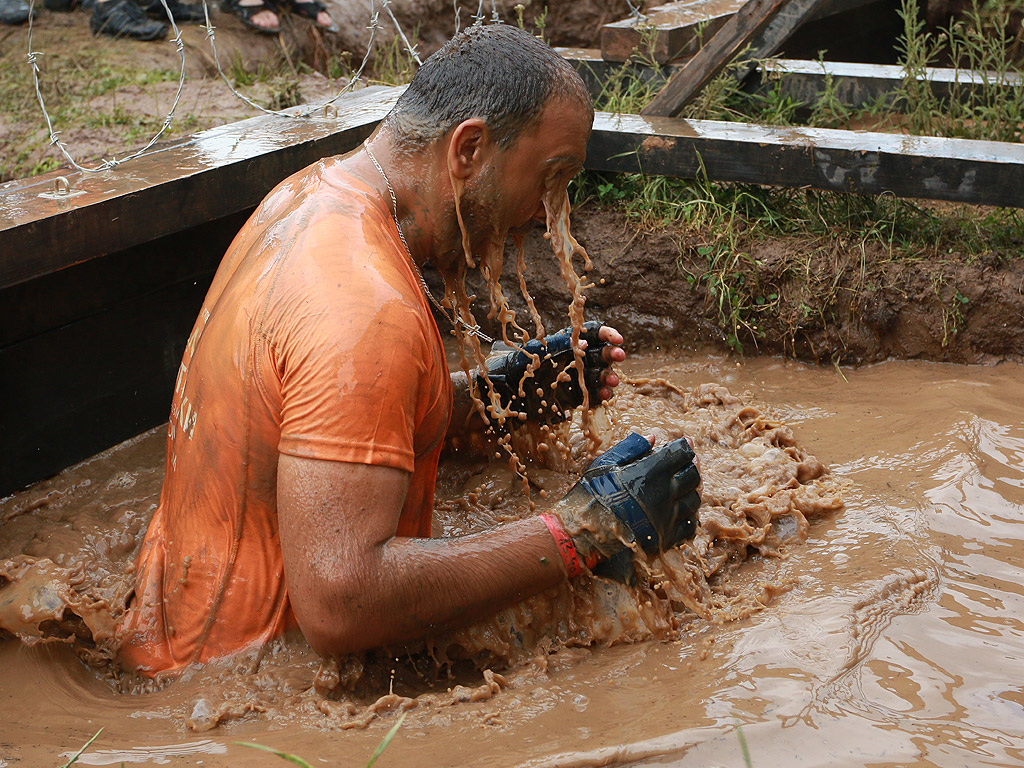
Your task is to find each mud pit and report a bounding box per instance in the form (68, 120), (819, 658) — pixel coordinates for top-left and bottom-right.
(2, 351), (1023, 766)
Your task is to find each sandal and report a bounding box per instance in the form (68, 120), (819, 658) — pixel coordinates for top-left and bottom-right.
(281, 0), (337, 32)
(227, 0), (279, 35)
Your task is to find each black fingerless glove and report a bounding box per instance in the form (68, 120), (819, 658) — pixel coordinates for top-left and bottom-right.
(477, 320), (608, 422)
(575, 432), (701, 554)
(548, 432), (701, 584)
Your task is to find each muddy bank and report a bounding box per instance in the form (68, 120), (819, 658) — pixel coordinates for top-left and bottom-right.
(455, 204), (1024, 366)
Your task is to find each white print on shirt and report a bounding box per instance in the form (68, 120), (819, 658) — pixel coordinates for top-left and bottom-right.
(168, 307), (211, 458)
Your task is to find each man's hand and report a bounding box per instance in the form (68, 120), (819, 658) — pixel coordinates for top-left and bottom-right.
(540, 432), (702, 581)
(479, 320), (626, 423)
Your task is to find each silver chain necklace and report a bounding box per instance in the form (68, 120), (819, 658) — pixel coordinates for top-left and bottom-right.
(364, 141), (493, 344)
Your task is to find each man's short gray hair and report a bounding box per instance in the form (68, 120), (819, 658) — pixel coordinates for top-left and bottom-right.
(384, 24), (593, 148)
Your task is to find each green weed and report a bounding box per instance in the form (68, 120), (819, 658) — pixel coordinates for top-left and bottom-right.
(888, 0), (1024, 141)
(237, 712), (407, 767)
(737, 724), (753, 768)
(370, 30), (420, 86)
(59, 729), (103, 768)
(932, 274), (971, 346)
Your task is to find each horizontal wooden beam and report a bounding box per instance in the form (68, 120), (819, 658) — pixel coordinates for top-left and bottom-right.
(642, 0), (826, 117)
(600, 0), (886, 63)
(756, 57), (1024, 110)
(586, 111), (1024, 208)
(0, 85), (401, 291)
(560, 49), (1024, 112)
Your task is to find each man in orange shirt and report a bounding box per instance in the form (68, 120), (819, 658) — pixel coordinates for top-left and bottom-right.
(118, 24), (701, 677)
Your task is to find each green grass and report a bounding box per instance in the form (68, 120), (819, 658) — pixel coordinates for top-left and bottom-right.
(572, 167), (1024, 354)
(0, 47), (183, 181)
(237, 712), (407, 767)
(58, 715), (406, 768)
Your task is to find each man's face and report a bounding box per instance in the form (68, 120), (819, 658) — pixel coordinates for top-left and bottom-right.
(459, 96), (592, 258)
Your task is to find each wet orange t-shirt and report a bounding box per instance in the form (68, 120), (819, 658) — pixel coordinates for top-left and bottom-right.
(117, 160), (452, 676)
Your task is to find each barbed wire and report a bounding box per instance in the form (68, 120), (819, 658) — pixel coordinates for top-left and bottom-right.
(25, 0), (187, 173)
(23, 0), (639, 177)
(625, 0), (646, 21)
(199, 0), (380, 118)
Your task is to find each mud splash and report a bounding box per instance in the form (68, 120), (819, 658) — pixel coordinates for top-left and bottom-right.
(3, 355), (1023, 767)
(0, 365), (839, 720)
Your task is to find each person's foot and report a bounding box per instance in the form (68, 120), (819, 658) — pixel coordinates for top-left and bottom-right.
(139, 0), (204, 23)
(230, 0), (278, 34)
(90, 0), (168, 39)
(0, 0), (36, 25)
(286, 0), (336, 32)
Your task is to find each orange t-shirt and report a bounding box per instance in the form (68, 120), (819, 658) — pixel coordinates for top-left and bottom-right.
(117, 161), (452, 676)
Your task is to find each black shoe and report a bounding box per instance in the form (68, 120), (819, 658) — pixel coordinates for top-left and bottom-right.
(90, 0), (167, 38)
(44, 0), (78, 11)
(140, 0), (204, 22)
(0, 0), (36, 25)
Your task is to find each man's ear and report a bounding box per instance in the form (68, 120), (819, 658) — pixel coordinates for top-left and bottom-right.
(446, 118), (490, 181)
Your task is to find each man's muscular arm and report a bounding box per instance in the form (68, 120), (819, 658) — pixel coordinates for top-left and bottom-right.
(277, 454), (565, 657)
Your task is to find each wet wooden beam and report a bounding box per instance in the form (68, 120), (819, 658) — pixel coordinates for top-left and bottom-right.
(755, 58), (1024, 111)
(561, 49), (1024, 114)
(642, 0), (826, 117)
(0, 85), (400, 496)
(586, 112), (1024, 208)
(601, 0), (742, 66)
(0, 85), (400, 291)
(600, 0), (886, 64)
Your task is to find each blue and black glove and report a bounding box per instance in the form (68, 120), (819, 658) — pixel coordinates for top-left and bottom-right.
(477, 320), (608, 422)
(546, 433), (701, 584)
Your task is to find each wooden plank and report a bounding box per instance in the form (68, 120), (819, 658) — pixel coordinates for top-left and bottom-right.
(586, 111), (1024, 208)
(756, 58), (1024, 111)
(0, 85), (401, 291)
(559, 47), (683, 99)
(601, 0), (741, 65)
(0, 214), (244, 495)
(559, 49), (1024, 112)
(642, 0), (826, 117)
(600, 0), (884, 63)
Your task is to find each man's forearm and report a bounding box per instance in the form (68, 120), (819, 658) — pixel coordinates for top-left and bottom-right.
(302, 516), (566, 657)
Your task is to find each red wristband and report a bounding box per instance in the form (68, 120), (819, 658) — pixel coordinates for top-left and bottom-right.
(540, 514), (584, 578)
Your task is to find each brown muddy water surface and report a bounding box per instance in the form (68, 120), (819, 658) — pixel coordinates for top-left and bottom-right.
(1, 354), (1022, 767)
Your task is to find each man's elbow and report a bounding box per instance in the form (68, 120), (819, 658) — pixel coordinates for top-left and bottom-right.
(292, 580), (384, 659)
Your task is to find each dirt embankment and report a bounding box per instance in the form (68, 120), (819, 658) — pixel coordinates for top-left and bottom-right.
(454, 205), (1024, 366)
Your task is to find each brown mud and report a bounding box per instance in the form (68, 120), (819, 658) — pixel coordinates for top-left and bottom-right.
(0, 374), (842, 709)
(2, 354), (1023, 766)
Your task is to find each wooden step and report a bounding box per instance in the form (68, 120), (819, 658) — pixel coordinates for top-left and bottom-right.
(601, 0), (891, 63)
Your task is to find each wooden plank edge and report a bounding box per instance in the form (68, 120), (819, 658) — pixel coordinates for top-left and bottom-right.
(560, 49), (1024, 110)
(587, 111), (1024, 208)
(0, 85), (404, 291)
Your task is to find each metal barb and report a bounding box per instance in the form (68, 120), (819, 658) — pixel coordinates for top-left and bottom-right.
(23, 0), (423, 172)
(25, 0), (188, 173)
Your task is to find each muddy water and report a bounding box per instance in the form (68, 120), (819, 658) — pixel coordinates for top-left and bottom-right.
(2, 355), (1022, 767)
